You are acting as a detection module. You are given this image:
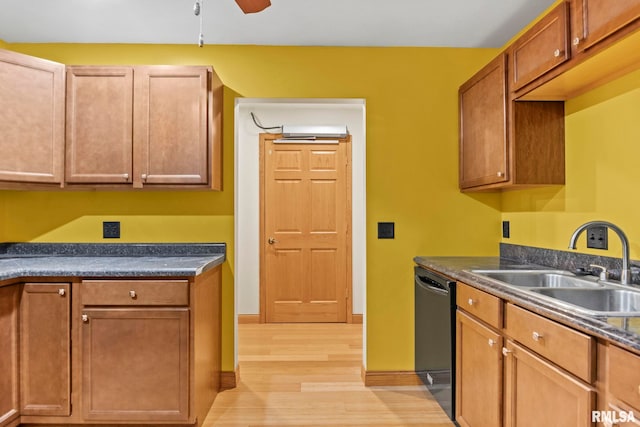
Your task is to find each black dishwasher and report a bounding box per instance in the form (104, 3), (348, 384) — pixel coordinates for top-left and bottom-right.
(414, 265), (457, 423)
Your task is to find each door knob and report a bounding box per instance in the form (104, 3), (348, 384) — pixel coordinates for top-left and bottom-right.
(268, 237), (278, 245)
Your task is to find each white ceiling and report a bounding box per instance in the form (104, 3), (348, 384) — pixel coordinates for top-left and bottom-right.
(0, 0), (556, 48)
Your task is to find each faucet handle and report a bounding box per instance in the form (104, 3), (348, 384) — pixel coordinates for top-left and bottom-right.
(589, 264), (609, 281)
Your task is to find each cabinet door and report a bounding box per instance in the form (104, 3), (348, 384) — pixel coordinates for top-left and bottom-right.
(459, 53), (508, 189)
(504, 340), (594, 427)
(0, 286), (20, 426)
(133, 66), (210, 188)
(572, 0), (640, 53)
(512, 3), (570, 91)
(81, 308), (190, 422)
(66, 66), (134, 184)
(456, 311), (502, 427)
(0, 49), (64, 184)
(20, 283), (71, 416)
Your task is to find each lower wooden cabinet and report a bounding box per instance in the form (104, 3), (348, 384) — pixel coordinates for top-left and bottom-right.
(456, 311), (503, 427)
(503, 340), (595, 427)
(0, 265), (221, 427)
(20, 284), (71, 416)
(81, 308), (190, 421)
(456, 283), (596, 427)
(0, 286), (20, 427)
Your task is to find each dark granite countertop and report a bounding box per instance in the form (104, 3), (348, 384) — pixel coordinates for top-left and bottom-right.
(0, 243), (226, 280)
(414, 256), (640, 354)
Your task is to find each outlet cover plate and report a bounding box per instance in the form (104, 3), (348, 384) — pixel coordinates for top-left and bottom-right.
(103, 221), (121, 239)
(586, 225), (607, 250)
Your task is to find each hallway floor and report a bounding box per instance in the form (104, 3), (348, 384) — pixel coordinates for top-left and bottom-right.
(204, 323), (453, 426)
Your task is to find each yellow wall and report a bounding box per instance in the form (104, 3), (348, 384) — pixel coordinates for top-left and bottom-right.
(502, 68), (640, 261)
(2, 43), (501, 372)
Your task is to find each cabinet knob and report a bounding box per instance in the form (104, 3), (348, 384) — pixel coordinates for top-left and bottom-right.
(573, 37), (580, 46)
(488, 339), (495, 347)
(141, 174), (148, 181)
(553, 49), (561, 57)
(497, 171), (504, 177)
(502, 347), (512, 357)
(129, 290), (137, 299)
(123, 173), (130, 180)
(268, 237), (278, 245)
(82, 314), (89, 323)
(532, 331), (543, 342)
(58, 288), (66, 296)
(467, 298), (475, 306)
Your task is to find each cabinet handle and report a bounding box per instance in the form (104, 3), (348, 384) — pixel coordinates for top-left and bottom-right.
(141, 174), (148, 182)
(129, 290), (137, 299)
(488, 339), (495, 347)
(58, 288), (66, 296)
(82, 314), (89, 323)
(502, 347), (512, 357)
(467, 298), (475, 306)
(573, 37), (580, 46)
(553, 49), (561, 57)
(123, 173), (130, 180)
(532, 331), (543, 342)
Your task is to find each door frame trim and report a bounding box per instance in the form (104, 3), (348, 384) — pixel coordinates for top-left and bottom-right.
(258, 134), (353, 323)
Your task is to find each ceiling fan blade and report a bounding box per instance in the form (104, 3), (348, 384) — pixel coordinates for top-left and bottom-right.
(235, 0), (271, 13)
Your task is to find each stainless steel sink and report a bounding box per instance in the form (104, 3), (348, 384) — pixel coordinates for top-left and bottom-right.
(470, 270), (602, 288)
(529, 288), (640, 316)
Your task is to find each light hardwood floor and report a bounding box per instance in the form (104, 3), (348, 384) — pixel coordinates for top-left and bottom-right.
(203, 323), (454, 426)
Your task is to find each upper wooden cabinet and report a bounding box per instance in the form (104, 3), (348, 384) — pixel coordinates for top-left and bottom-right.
(66, 67), (134, 184)
(459, 53), (565, 191)
(459, 54), (508, 189)
(0, 49), (65, 186)
(511, 3), (570, 91)
(517, 0), (640, 99)
(66, 65), (223, 189)
(133, 66), (210, 188)
(571, 0), (640, 53)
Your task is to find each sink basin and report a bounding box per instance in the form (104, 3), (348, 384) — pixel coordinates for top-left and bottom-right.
(471, 270), (601, 288)
(530, 288), (640, 316)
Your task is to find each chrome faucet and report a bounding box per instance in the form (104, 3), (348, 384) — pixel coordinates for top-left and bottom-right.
(568, 221), (632, 285)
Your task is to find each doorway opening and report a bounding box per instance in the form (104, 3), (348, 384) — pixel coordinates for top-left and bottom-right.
(234, 98), (367, 373)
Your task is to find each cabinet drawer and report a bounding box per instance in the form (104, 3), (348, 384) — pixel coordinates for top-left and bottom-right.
(457, 282), (502, 328)
(609, 344), (640, 411)
(504, 303), (594, 383)
(82, 280), (189, 306)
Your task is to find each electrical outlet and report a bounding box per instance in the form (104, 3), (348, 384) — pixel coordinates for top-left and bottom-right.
(586, 225), (607, 250)
(502, 221), (510, 238)
(103, 221), (121, 239)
